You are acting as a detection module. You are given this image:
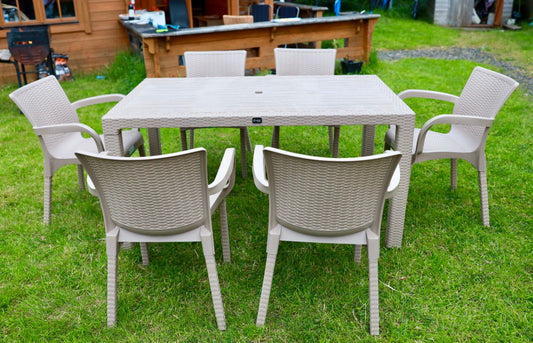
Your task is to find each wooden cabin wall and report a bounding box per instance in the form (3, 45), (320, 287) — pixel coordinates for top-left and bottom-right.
(429, 0), (514, 27)
(0, 0), (129, 85)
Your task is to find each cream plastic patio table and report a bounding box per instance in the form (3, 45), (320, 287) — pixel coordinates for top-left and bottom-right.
(102, 75), (415, 248)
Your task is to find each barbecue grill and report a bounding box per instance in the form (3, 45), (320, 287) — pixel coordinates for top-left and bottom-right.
(7, 25), (55, 85)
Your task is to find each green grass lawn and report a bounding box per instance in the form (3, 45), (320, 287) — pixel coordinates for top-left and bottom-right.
(0, 9), (531, 341)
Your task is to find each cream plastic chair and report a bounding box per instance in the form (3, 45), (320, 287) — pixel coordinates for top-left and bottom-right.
(181, 50), (252, 177)
(9, 75), (145, 224)
(252, 145), (401, 335)
(272, 48), (341, 157)
(76, 147), (236, 330)
(385, 66), (519, 226)
(222, 14), (253, 25)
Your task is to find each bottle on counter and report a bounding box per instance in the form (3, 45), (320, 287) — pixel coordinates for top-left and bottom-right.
(128, 0), (135, 20)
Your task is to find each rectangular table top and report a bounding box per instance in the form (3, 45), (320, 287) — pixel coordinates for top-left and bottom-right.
(103, 75), (414, 129)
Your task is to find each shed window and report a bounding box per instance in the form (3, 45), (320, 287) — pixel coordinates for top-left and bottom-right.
(1, 0), (81, 25)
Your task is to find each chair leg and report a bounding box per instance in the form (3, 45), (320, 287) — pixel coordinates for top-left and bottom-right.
(140, 243), (150, 265)
(218, 200), (231, 263)
(180, 129), (189, 151)
(200, 229), (226, 330)
(43, 175), (52, 224)
(271, 126), (280, 148)
(240, 128), (248, 178)
(256, 228), (281, 326)
(138, 143), (146, 157)
(189, 129), (195, 149)
(77, 165), (85, 191)
(256, 252), (278, 326)
(450, 159), (458, 190)
(478, 170), (490, 227)
(244, 127), (252, 152)
(328, 126), (341, 157)
(367, 236), (380, 336)
(331, 126), (340, 158)
(353, 245), (362, 264)
(106, 230), (119, 327)
(328, 126), (334, 152)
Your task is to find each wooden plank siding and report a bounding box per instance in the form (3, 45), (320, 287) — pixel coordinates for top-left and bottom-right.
(0, 0), (129, 85)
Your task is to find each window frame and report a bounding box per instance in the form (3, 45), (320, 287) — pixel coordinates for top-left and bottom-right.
(0, 0), (91, 34)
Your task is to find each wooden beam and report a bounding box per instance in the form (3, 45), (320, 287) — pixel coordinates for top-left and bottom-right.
(494, 0), (504, 27)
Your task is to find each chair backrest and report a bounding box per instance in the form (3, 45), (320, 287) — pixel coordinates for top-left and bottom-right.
(222, 15), (253, 25)
(452, 66), (519, 137)
(76, 149), (211, 235)
(248, 4), (271, 22)
(263, 148), (401, 236)
(9, 75), (80, 148)
(276, 6), (300, 19)
(274, 48), (336, 76)
(184, 50), (247, 77)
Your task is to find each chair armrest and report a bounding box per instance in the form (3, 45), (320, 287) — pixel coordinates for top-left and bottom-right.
(416, 114), (494, 155)
(86, 175), (98, 197)
(208, 148), (236, 195)
(85, 151), (111, 197)
(385, 164), (400, 199)
(398, 89), (459, 104)
(33, 123), (104, 152)
(71, 94), (125, 110)
(252, 145), (269, 194)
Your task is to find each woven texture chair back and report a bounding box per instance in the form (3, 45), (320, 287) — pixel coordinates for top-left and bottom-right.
(77, 149), (210, 235)
(264, 148), (401, 236)
(453, 66), (519, 137)
(274, 48), (336, 76)
(184, 50), (246, 77)
(9, 75), (80, 148)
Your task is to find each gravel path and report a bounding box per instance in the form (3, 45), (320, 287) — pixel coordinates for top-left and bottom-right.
(377, 47), (532, 95)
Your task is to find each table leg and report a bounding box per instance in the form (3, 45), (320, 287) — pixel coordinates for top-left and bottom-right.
(385, 122), (414, 248)
(147, 128), (162, 155)
(362, 125), (375, 156)
(104, 131), (124, 156)
(240, 128), (248, 178)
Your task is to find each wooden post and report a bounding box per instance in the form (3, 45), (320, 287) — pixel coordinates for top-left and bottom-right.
(228, 0), (240, 15)
(493, 0), (504, 26)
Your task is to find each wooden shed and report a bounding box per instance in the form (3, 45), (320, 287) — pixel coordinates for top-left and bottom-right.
(427, 0), (514, 27)
(0, 0), (373, 84)
(0, 0), (134, 84)
(0, 0), (279, 84)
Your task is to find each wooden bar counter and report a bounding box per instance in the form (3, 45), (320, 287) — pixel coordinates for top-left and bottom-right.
(121, 14), (379, 78)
